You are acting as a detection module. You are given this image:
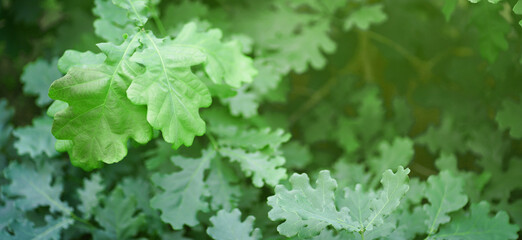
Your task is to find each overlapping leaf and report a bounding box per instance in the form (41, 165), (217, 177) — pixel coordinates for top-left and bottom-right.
(49, 35), (152, 169)
(13, 115), (57, 158)
(267, 170), (354, 238)
(126, 32), (210, 148)
(431, 202), (519, 240)
(220, 147), (286, 187)
(3, 162), (72, 214)
(150, 149), (213, 229)
(173, 22), (257, 88)
(424, 171), (468, 234)
(20, 58), (61, 106)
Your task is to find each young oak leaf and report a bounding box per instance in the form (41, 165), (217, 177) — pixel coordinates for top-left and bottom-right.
(215, 127), (291, 151)
(267, 170), (355, 238)
(1, 217), (73, 240)
(206, 157), (241, 211)
(3, 162), (72, 214)
(423, 170), (468, 235)
(20, 58), (62, 107)
(93, 0), (136, 43)
(112, 0), (150, 26)
(344, 4), (387, 31)
(57, 50), (106, 73)
(126, 32), (211, 148)
(368, 137), (414, 176)
(219, 147), (286, 187)
(173, 22), (257, 88)
(364, 166), (410, 230)
(207, 209), (262, 240)
(49, 34), (152, 169)
(150, 148), (213, 229)
(430, 202), (519, 240)
(77, 173), (104, 218)
(13, 115), (58, 158)
(93, 187), (146, 240)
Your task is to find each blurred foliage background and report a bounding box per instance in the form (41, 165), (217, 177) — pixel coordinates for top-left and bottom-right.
(1, 0), (522, 238)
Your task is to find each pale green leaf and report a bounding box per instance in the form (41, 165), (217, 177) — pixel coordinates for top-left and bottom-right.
(93, 0), (135, 43)
(214, 127), (291, 151)
(267, 170), (355, 238)
(222, 88), (259, 118)
(20, 58), (61, 106)
(77, 173), (104, 218)
(365, 166), (410, 230)
(265, 19), (336, 73)
(344, 4), (387, 31)
(423, 170), (468, 234)
(112, 0), (149, 25)
(126, 32), (210, 148)
(94, 187), (145, 240)
(13, 115), (57, 158)
(207, 209), (261, 240)
(150, 149), (213, 229)
(369, 137), (414, 176)
(3, 162), (72, 214)
(173, 22), (257, 88)
(57, 50), (106, 73)
(431, 202), (519, 240)
(220, 147), (286, 187)
(1, 217), (73, 240)
(206, 157), (241, 211)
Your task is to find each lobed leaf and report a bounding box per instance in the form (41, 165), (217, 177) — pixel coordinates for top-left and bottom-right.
(150, 149), (213, 229)
(126, 32), (210, 148)
(267, 170), (355, 238)
(49, 34), (152, 169)
(423, 170), (468, 234)
(207, 209), (261, 240)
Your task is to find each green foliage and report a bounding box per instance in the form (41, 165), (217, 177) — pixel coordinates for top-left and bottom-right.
(2, 0), (522, 239)
(207, 209), (261, 240)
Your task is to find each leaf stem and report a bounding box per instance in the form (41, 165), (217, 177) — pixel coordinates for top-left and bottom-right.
(70, 212), (98, 230)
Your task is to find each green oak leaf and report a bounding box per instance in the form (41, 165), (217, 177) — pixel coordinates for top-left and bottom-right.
(344, 4), (387, 30)
(57, 50), (106, 73)
(365, 166), (410, 230)
(1, 217), (73, 240)
(3, 162), (72, 214)
(431, 202), (519, 240)
(112, 0), (149, 25)
(13, 115), (57, 158)
(207, 209), (261, 240)
(20, 58), (62, 107)
(150, 149), (213, 229)
(173, 22), (257, 88)
(49, 34), (152, 169)
(206, 157), (241, 211)
(368, 137), (414, 176)
(77, 173), (104, 218)
(267, 170), (355, 238)
(126, 32), (211, 148)
(94, 187), (145, 240)
(423, 170), (468, 235)
(93, 0), (136, 43)
(220, 147), (286, 187)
